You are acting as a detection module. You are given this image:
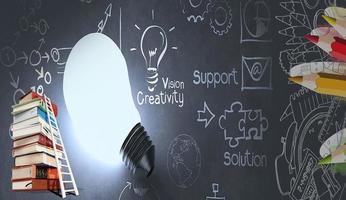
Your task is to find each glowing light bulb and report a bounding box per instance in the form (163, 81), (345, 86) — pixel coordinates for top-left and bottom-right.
(63, 33), (154, 176)
(140, 25), (167, 92)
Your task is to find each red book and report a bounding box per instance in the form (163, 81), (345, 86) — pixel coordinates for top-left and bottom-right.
(13, 133), (63, 151)
(19, 90), (58, 116)
(12, 179), (60, 191)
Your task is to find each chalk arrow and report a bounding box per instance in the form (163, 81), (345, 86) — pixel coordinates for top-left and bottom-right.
(97, 20), (104, 33)
(42, 52), (49, 63)
(30, 22), (39, 32)
(12, 31), (20, 46)
(35, 66), (44, 80)
(197, 101), (215, 128)
(16, 51), (28, 64)
(27, 7), (35, 18)
(118, 182), (132, 200)
(9, 72), (19, 89)
(38, 38), (45, 50)
(105, 3), (112, 17)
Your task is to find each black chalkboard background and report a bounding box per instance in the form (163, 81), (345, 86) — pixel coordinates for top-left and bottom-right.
(2, 0), (346, 199)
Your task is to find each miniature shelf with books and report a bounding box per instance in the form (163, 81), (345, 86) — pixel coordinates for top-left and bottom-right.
(10, 90), (79, 199)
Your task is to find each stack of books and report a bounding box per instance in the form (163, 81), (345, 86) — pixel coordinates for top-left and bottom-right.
(11, 91), (61, 191)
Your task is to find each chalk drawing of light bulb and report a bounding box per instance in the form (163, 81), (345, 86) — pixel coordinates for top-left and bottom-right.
(140, 25), (167, 92)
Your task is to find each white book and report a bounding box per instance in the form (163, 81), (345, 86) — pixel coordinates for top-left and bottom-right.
(12, 180), (34, 190)
(13, 107), (46, 124)
(12, 123), (51, 140)
(12, 143), (62, 158)
(15, 152), (57, 167)
(12, 98), (46, 115)
(13, 134), (49, 148)
(12, 115), (48, 131)
(12, 166), (35, 180)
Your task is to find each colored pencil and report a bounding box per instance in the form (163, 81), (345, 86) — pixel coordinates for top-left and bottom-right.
(320, 128), (346, 158)
(289, 73), (346, 98)
(323, 15), (346, 38)
(305, 26), (342, 51)
(325, 7), (346, 20)
(289, 62), (346, 77)
(319, 144), (346, 164)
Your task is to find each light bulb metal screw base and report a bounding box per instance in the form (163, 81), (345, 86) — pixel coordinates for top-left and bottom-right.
(120, 123), (155, 177)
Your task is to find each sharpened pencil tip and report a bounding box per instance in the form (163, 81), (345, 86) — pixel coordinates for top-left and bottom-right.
(304, 34), (319, 43)
(319, 155), (332, 165)
(288, 76), (303, 84)
(322, 15), (337, 26)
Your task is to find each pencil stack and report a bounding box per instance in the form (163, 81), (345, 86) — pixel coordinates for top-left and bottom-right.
(289, 6), (346, 98)
(288, 6), (346, 167)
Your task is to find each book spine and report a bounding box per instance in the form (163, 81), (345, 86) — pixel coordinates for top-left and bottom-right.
(38, 135), (53, 148)
(38, 98), (58, 116)
(37, 108), (49, 123)
(35, 167), (48, 179)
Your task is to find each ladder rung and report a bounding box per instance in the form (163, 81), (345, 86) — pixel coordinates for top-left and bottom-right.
(63, 181), (73, 183)
(44, 94), (79, 196)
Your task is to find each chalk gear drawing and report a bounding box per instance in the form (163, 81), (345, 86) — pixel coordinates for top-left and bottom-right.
(178, 0), (209, 22)
(207, 0), (233, 36)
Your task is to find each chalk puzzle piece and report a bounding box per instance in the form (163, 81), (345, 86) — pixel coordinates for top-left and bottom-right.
(243, 109), (268, 140)
(219, 101), (269, 148)
(219, 101), (247, 148)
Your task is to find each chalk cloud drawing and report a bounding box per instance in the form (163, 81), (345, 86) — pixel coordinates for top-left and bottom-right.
(241, 0), (271, 43)
(207, 0), (232, 36)
(167, 134), (201, 188)
(219, 101), (268, 148)
(130, 10), (178, 92)
(178, 0), (209, 22)
(118, 181), (160, 200)
(241, 56), (272, 90)
(206, 183), (226, 200)
(275, 88), (346, 200)
(197, 101), (215, 128)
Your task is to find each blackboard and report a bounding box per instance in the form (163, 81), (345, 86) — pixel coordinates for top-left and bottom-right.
(1, 0), (346, 199)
